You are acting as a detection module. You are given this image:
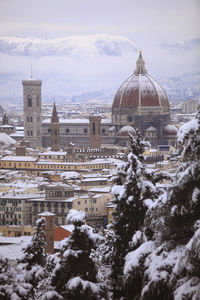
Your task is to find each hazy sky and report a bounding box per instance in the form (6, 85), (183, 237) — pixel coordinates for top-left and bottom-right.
(0, 0), (199, 101)
(0, 0), (199, 43)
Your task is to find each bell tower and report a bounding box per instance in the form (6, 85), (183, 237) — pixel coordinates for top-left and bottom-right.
(89, 115), (101, 148)
(51, 101), (60, 151)
(22, 77), (42, 148)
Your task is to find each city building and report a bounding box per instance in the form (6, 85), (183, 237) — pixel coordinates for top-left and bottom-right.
(21, 52), (177, 149)
(181, 99), (199, 114)
(23, 78), (42, 147)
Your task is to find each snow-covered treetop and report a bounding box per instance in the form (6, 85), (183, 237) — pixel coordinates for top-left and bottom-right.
(66, 209), (85, 225)
(177, 118), (199, 144)
(177, 108), (200, 161)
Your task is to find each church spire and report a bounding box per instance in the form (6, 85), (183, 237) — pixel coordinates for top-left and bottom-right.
(51, 100), (60, 151)
(51, 101), (59, 123)
(134, 51), (147, 74)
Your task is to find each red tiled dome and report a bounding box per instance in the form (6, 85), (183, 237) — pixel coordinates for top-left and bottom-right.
(112, 53), (169, 110)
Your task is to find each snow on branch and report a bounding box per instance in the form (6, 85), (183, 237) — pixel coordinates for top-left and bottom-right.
(66, 209), (85, 225)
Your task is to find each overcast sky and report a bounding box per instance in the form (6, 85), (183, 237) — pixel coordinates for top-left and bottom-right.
(0, 0), (199, 101)
(0, 0), (199, 43)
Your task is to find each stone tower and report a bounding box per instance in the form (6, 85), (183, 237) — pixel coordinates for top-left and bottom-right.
(22, 79), (42, 148)
(2, 113), (9, 125)
(38, 211), (55, 254)
(89, 115), (101, 148)
(51, 102), (60, 151)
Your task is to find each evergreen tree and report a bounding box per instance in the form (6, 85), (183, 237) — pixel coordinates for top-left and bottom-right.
(21, 217), (47, 269)
(148, 109), (200, 243)
(111, 131), (157, 299)
(51, 209), (107, 300)
(0, 257), (12, 300)
(19, 217), (47, 298)
(122, 109), (200, 299)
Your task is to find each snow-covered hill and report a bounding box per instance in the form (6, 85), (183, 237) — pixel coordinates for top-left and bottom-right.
(0, 34), (137, 58)
(160, 37), (200, 54)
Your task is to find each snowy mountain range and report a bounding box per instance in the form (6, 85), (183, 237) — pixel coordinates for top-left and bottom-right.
(0, 34), (137, 58)
(160, 37), (200, 54)
(0, 34), (199, 103)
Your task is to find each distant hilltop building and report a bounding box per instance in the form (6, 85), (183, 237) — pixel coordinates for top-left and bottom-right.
(181, 99), (199, 114)
(23, 52), (177, 149)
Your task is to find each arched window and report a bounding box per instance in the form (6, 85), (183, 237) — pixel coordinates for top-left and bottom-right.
(37, 96), (39, 107)
(93, 122), (95, 135)
(27, 96), (32, 107)
(127, 116), (133, 122)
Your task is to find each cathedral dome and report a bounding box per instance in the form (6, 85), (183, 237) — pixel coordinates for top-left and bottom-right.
(112, 52), (170, 129)
(117, 125), (136, 136)
(163, 124), (178, 136)
(112, 52), (169, 111)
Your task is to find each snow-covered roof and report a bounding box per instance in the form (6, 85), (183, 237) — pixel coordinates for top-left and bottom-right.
(146, 126), (157, 131)
(60, 224), (74, 232)
(10, 133), (24, 137)
(38, 151), (67, 156)
(88, 187), (111, 193)
(81, 177), (107, 182)
(0, 133), (17, 146)
(90, 157), (125, 166)
(42, 118), (111, 125)
(0, 156), (36, 162)
(29, 197), (76, 203)
(38, 211), (55, 216)
(164, 124), (178, 135)
(0, 124), (14, 128)
(118, 125), (136, 136)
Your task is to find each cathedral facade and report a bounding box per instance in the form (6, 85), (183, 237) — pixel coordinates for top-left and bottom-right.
(23, 53), (177, 149)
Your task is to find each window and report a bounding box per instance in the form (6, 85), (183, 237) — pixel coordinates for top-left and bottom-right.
(102, 128), (105, 134)
(77, 201), (80, 205)
(85, 208), (88, 211)
(27, 116), (29, 122)
(84, 128), (88, 134)
(37, 96), (39, 107)
(127, 116), (133, 122)
(93, 199), (97, 203)
(48, 128), (51, 133)
(66, 128), (70, 134)
(50, 220), (53, 229)
(92, 122), (95, 135)
(28, 97), (32, 107)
